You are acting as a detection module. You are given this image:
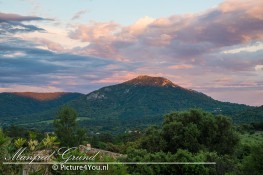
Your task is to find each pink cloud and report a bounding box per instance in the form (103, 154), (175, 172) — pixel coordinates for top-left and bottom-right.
(0, 12), (48, 21)
(69, 0), (263, 64)
(219, 0), (263, 20)
(69, 21), (120, 42)
(0, 85), (62, 93)
(34, 38), (64, 52)
(168, 64), (193, 70)
(124, 16), (155, 35)
(204, 89), (263, 106)
(91, 72), (140, 84)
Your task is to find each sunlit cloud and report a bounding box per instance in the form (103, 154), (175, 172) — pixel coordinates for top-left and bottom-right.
(69, 0), (263, 64)
(255, 65), (263, 71)
(168, 65), (193, 70)
(2, 51), (26, 58)
(16, 25), (87, 51)
(222, 42), (263, 54)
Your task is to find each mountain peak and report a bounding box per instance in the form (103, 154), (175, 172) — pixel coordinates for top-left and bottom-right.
(124, 75), (178, 87)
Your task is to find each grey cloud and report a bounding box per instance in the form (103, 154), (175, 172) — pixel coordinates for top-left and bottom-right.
(0, 12), (49, 22)
(0, 21), (45, 34)
(0, 37), (139, 92)
(204, 50), (263, 72)
(71, 9), (88, 20)
(0, 12), (50, 34)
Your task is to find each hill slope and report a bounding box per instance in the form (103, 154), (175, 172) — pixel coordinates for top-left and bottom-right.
(233, 106), (263, 123)
(0, 76), (261, 132)
(0, 92), (83, 125)
(69, 76), (253, 130)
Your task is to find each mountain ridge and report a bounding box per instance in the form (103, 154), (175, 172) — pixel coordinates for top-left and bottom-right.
(0, 75), (261, 131)
(13, 92), (68, 101)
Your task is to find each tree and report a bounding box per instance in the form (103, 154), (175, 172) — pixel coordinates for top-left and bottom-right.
(54, 106), (86, 147)
(42, 134), (59, 149)
(14, 138), (27, 148)
(140, 109), (239, 155)
(241, 143), (263, 175)
(0, 129), (10, 161)
(140, 126), (166, 152)
(212, 116), (239, 155)
(0, 129), (21, 175)
(125, 148), (209, 175)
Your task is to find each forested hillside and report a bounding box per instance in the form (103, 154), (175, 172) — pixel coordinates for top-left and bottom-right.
(0, 76), (261, 132)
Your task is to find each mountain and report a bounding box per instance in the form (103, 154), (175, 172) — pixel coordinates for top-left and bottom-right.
(233, 106), (263, 123)
(0, 76), (261, 132)
(0, 92), (83, 126)
(68, 75), (255, 131)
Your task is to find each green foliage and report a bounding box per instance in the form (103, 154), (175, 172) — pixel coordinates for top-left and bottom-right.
(240, 143), (263, 175)
(125, 148), (210, 175)
(140, 126), (166, 152)
(3, 125), (29, 138)
(3, 126), (45, 143)
(212, 116), (239, 155)
(0, 101), (261, 175)
(42, 134), (59, 149)
(0, 129), (22, 174)
(69, 84), (252, 133)
(240, 131), (263, 146)
(28, 139), (39, 151)
(233, 106), (263, 124)
(14, 137), (27, 148)
(121, 109), (252, 174)
(54, 106), (86, 147)
(140, 109), (239, 155)
(204, 152), (238, 175)
(29, 131), (37, 140)
(0, 129), (10, 161)
(0, 128), (9, 146)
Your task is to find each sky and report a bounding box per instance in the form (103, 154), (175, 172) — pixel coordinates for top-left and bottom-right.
(0, 0), (262, 106)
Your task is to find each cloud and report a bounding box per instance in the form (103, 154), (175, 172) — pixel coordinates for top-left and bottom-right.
(0, 21), (45, 34)
(255, 65), (263, 71)
(219, 0), (263, 20)
(124, 16), (155, 35)
(204, 50), (263, 72)
(2, 51), (26, 58)
(0, 37), (139, 93)
(91, 72), (140, 84)
(168, 64), (193, 70)
(204, 88), (263, 106)
(0, 12), (51, 34)
(0, 12), (48, 21)
(33, 38), (65, 52)
(223, 42), (263, 54)
(72, 9), (88, 20)
(69, 0), (263, 63)
(0, 85), (63, 93)
(16, 25), (88, 51)
(70, 21), (120, 42)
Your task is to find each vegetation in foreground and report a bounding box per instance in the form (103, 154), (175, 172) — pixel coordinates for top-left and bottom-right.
(1, 107), (262, 174)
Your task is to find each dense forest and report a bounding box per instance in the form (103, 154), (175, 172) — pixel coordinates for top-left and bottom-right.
(1, 107), (262, 174)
